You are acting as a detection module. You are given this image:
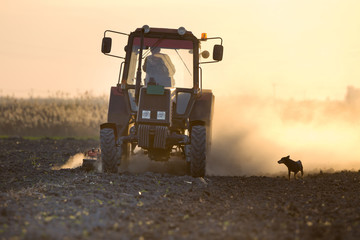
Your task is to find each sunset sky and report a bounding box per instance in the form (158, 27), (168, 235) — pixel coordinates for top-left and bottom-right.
(1, 0), (360, 100)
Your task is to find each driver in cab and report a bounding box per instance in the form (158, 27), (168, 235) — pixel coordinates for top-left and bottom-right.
(143, 47), (175, 87)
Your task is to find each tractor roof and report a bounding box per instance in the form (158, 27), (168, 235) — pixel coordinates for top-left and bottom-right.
(133, 27), (195, 38)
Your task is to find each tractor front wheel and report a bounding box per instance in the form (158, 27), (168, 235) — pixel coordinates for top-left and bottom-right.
(190, 125), (206, 177)
(100, 128), (120, 173)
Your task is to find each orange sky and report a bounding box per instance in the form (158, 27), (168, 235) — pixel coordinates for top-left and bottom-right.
(1, 0), (360, 99)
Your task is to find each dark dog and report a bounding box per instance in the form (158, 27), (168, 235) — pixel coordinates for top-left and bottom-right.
(278, 155), (303, 180)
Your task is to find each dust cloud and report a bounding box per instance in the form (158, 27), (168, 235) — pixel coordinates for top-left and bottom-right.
(207, 89), (360, 176)
(52, 88), (360, 177)
(52, 153), (85, 170)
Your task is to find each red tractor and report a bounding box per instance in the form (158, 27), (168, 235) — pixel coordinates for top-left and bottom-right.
(99, 25), (223, 177)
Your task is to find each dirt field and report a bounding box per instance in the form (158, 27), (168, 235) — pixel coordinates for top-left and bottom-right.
(1, 137), (360, 240)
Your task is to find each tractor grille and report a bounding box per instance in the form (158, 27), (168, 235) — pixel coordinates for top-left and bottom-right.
(138, 124), (168, 149)
(138, 124), (150, 148)
(154, 126), (167, 149)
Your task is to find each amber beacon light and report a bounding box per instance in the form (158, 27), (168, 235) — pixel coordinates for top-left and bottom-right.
(201, 33), (207, 40)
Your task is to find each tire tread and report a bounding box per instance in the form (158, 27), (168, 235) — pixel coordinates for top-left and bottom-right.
(190, 125), (206, 177)
(100, 128), (118, 173)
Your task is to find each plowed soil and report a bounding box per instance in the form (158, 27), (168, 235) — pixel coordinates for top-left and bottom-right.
(0, 138), (359, 239)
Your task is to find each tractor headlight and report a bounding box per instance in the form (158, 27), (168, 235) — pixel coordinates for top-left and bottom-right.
(177, 27), (186, 36)
(142, 110), (151, 119)
(157, 111), (166, 120)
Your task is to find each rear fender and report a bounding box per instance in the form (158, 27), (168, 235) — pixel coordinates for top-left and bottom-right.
(106, 87), (131, 137)
(190, 90), (214, 150)
(189, 90), (214, 127)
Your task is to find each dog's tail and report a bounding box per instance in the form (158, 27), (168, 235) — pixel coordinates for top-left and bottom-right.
(297, 160), (304, 176)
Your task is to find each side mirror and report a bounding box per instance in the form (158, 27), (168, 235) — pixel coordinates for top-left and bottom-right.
(213, 45), (223, 61)
(101, 37), (112, 53)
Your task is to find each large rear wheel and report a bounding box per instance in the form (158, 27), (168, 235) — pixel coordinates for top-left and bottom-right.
(100, 128), (120, 173)
(190, 125), (206, 177)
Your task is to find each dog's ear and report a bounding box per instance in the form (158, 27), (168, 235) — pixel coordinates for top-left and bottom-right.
(287, 155), (290, 159)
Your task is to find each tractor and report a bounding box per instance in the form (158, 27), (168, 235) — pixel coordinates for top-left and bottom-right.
(99, 25), (223, 177)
